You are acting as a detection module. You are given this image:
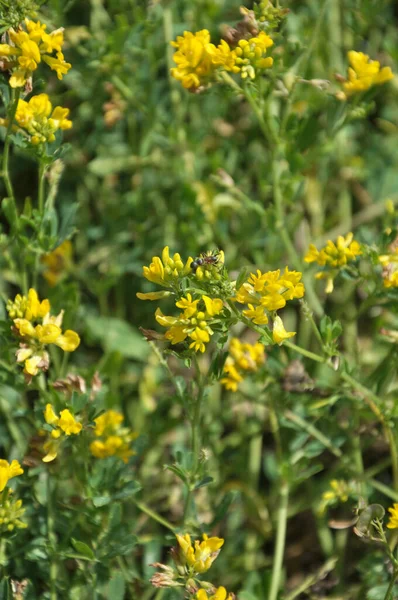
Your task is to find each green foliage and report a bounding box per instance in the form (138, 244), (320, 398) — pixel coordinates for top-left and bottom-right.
(1, 0), (398, 598)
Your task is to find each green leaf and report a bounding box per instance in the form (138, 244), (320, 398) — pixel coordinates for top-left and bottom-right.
(85, 315), (150, 360)
(194, 476), (214, 489)
(92, 496), (111, 507)
(71, 539), (96, 560)
(114, 480), (142, 500)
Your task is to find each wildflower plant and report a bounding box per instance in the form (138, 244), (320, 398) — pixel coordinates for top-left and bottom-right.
(0, 0), (398, 598)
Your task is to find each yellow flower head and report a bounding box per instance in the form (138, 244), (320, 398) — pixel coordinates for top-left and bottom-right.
(235, 31), (274, 80)
(206, 40), (239, 73)
(221, 337), (265, 391)
(176, 533), (224, 574)
(155, 294), (224, 353)
(42, 404), (82, 462)
(387, 503), (398, 529)
(8, 288), (80, 378)
(41, 240), (73, 286)
(304, 233), (362, 293)
(0, 19), (71, 88)
(139, 246), (193, 289)
(170, 30), (214, 90)
(236, 267), (304, 324)
(10, 93), (72, 146)
(0, 460), (24, 492)
(197, 587), (233, 600)
(90, 410), (138, 462)
(342, 51), (394, 97)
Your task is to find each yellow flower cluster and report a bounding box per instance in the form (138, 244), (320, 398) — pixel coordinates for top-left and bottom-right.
(137, 246), (192, 296)
(175, 533), (224, 574)
(42, 403), (82, 462)
(7, 288), (80, 378)
(234, 31), (274, 80)
(41, 240), (73, 286)
(90, 410), (138, 462)
(0, 460), (26, 533)
(7, 93), (72, 145)
(0, 497), (27, 533)
(221, 337), (265, 391)
(156, 294), (224, 353)
(304, 232), (362, 293)
(0, 459), (24, 492)
(170, 29), (273, 91)
(341, 51), (394, 98)
(0, 19), (71, 88)
(197, 588), (233, 600)
(387, 503), (398, 529)
(236, 268), (304, 344)
(379, 246), (398, 288)
(151, 533), (225, 589)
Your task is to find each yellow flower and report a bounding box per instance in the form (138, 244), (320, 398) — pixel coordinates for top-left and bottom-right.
(176, 533), (224, 574)
(155, 294), (223, 353)
(342, 51), (394, 97)
(235, 31), (274, 80)
(0, 460), (24, 492)
(42, 404), (82, 462)
(176, 293), (199, 318)
(387, 503), (398, 529)
(197, 588), (233, 600)
(90, 410), (138, 462)
(272, 316), (295, 345)
(41, 240), (73, 286)
(236, 268), (304, 324)
(304, 233), (361, 293)
(0, 19), (71, 88)
(139, 246), (193, 288)
(206, 40), (239, 73)
(242, 304), (269, 325)
(221, 337), (265, 391)
(58, 409), (83, 435)
(170, 30), (214, 90)
(220, 362), (243, 392)
(10, 93), (72, 146)
(8, 288), (80, 378)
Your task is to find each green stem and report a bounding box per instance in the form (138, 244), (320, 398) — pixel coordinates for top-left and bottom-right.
(1, 88), (20, 202)
(269, 480), (289, 600)
(133, 500), (175, 532)
(284, 409), (342, 458)
(38, 161), (47, 215)
(184, 354), (206, 523)
(47, 474), (58, 600)
(384, 567), (398, 600)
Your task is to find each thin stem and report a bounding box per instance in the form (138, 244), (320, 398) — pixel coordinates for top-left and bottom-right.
(184, 354), (206, 523)
(384, 567), (398, 600)
(284, 409), (342, 458)
(38, 161), (47, 215)
(269, 480), (289, 600)
(1, 88), (20, 202)
(133, 500), (175, 532)
(47, 474), (58, 600)
(284, 340), (326, 363)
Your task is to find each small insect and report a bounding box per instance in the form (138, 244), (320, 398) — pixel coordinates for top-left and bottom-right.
(191, 250), (221, 273)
